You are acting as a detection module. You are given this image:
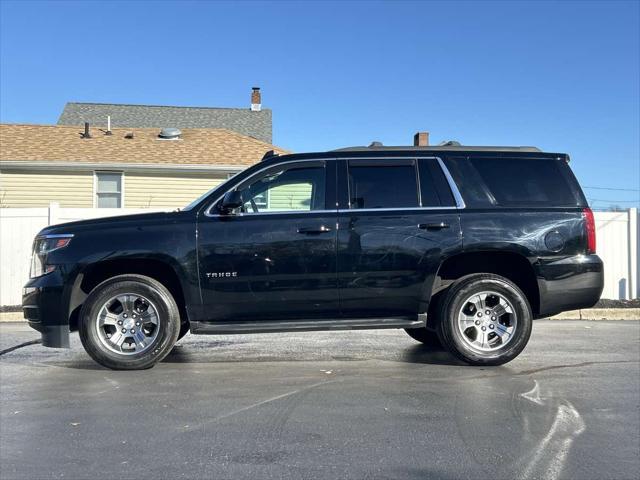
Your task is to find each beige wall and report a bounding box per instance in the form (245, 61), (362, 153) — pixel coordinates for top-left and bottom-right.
(0, 169), (94, 207)
(0, 168), (228, 208)
(124, 172), (225, 208)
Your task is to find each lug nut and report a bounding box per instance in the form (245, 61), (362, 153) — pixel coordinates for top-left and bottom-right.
(130, 329), (135, 334)
(123, 313), (128, 318)
(117, 320), (123, 325)
(489, 324), (495, 330)
(136, 322), (140, 326)
(121, 328), (126, 333)
(491, 316), (496, 321)
(485, 310), (491, 315)
(477, 313), (482, 317)
(481, 326), (486, 331)
(475, 320), (481, 325)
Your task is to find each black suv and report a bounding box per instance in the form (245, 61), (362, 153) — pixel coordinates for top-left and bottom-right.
(23, 145), (604, 369)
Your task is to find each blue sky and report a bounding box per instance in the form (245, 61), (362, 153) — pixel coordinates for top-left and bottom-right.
(1, 0), (638, 208)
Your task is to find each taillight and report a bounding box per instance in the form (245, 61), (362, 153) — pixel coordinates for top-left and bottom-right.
(583, 207), (596, 254)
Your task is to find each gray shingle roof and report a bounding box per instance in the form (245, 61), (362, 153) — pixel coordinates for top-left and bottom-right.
(57, 102), (272, 143)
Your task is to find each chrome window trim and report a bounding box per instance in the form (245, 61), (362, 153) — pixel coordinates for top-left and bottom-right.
(214, 209), (338, 217)
(337, 206), (458, 213)
(436, 157), (466, 208)
(203, 156), (465, 218)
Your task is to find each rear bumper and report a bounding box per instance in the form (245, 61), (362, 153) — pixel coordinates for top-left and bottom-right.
(536, 254), (604, 318)
(22, 271), (70, 348)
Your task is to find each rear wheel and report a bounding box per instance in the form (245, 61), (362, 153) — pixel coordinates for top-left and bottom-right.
(79, 274), (180, 370)
(436, 273), (532, 366)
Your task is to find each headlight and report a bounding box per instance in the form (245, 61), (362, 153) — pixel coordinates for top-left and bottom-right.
(30, 234), (73, 278)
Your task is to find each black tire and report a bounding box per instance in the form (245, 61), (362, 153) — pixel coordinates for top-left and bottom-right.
(436, 273), (532, 366)
(79, 274), (181, 370)
(404, 327), (443, 349)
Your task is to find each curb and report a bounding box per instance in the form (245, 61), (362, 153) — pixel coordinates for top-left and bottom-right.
(1, 312), (24, 322)
(549, 308), (639, 321)
(1, 309), (638, 323)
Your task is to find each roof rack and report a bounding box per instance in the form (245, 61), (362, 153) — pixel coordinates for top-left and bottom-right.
(332, 145), (542, 153)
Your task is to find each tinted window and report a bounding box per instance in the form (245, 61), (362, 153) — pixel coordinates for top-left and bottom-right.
(470, 157), (581, 206)
(418, 159), (456, 207)
(239, 165), (326, 213)
(348, 163), (419, 209)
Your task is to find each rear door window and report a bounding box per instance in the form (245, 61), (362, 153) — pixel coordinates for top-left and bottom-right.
(418, 159), (456, 207)
(347, 160), (419, 209)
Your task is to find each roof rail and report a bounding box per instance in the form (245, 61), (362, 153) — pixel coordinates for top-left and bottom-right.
(261, 150), (279, 161)
(332, 145), (542, 153)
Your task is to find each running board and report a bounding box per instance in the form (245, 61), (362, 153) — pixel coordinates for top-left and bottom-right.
(191, 315), (426, 335)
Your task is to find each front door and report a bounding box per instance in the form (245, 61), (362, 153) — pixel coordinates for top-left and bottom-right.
(197, 160), (338, 322)
(337, 157), (462, 318)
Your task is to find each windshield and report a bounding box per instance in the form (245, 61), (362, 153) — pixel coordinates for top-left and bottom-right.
(182, 174), (237, 211)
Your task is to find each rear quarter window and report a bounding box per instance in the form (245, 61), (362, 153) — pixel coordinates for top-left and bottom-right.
(445, 156), (586, 207)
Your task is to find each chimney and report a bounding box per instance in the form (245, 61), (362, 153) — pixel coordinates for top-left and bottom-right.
(251, 87), (262, 111)
(413, 131), (429, 146)
(82, 122), (92, 139)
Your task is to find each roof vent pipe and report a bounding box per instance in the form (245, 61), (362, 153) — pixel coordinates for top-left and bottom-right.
(82, 122), (91, 139)
(105, 116), (113, 135)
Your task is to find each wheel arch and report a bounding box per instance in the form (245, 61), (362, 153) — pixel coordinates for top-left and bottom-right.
(69, 256), (190, 331)
(433, 250), (540, 318)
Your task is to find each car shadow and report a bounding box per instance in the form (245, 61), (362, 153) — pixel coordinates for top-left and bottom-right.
(399, 344), (468, 366)
(161, 339), (467, 367)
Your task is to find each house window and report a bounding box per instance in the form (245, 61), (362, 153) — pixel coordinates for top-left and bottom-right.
(95, 172), (123, 208)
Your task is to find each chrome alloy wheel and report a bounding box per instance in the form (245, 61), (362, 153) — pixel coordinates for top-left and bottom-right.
(95, 293), (160, 355)
(457, 291), (518, 352)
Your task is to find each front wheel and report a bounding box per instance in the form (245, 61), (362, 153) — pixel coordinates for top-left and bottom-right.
(437, 273), (532, 366)
(79, 274), (181, 370)
(404, 327), (443, 349)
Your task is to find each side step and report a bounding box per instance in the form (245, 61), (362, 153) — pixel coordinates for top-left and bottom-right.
(191, 315), (426, 335)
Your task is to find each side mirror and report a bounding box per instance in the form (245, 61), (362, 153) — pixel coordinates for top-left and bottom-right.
(219, 190), (243, 214)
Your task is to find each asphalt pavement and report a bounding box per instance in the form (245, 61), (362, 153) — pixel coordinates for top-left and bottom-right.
(1, 320), (639, 480)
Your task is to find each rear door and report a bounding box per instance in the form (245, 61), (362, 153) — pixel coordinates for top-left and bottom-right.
(336, 157), (462, 318)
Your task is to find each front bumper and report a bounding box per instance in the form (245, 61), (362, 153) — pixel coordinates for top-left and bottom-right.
(536, 254), (604, 318)
(22, 270), (70, 348)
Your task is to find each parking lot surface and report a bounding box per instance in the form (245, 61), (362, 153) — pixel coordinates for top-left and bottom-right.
(1, 320), (639, 480)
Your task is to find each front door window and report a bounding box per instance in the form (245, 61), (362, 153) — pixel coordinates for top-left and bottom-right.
(235, 165), (326, 214)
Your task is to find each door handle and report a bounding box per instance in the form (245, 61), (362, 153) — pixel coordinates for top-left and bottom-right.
(297, 226), (332, 234)
(418, 222), (450, 230)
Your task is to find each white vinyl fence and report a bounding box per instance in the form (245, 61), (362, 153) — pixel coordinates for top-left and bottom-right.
(0, 205), (638, 306)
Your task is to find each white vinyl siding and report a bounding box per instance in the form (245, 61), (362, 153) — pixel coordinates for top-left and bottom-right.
(267, 183), (313, 211)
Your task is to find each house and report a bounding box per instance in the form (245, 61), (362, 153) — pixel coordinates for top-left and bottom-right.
(0, 124), (288, 208)
(57, 87), (272, 143)
(0, 88), (289, 209)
